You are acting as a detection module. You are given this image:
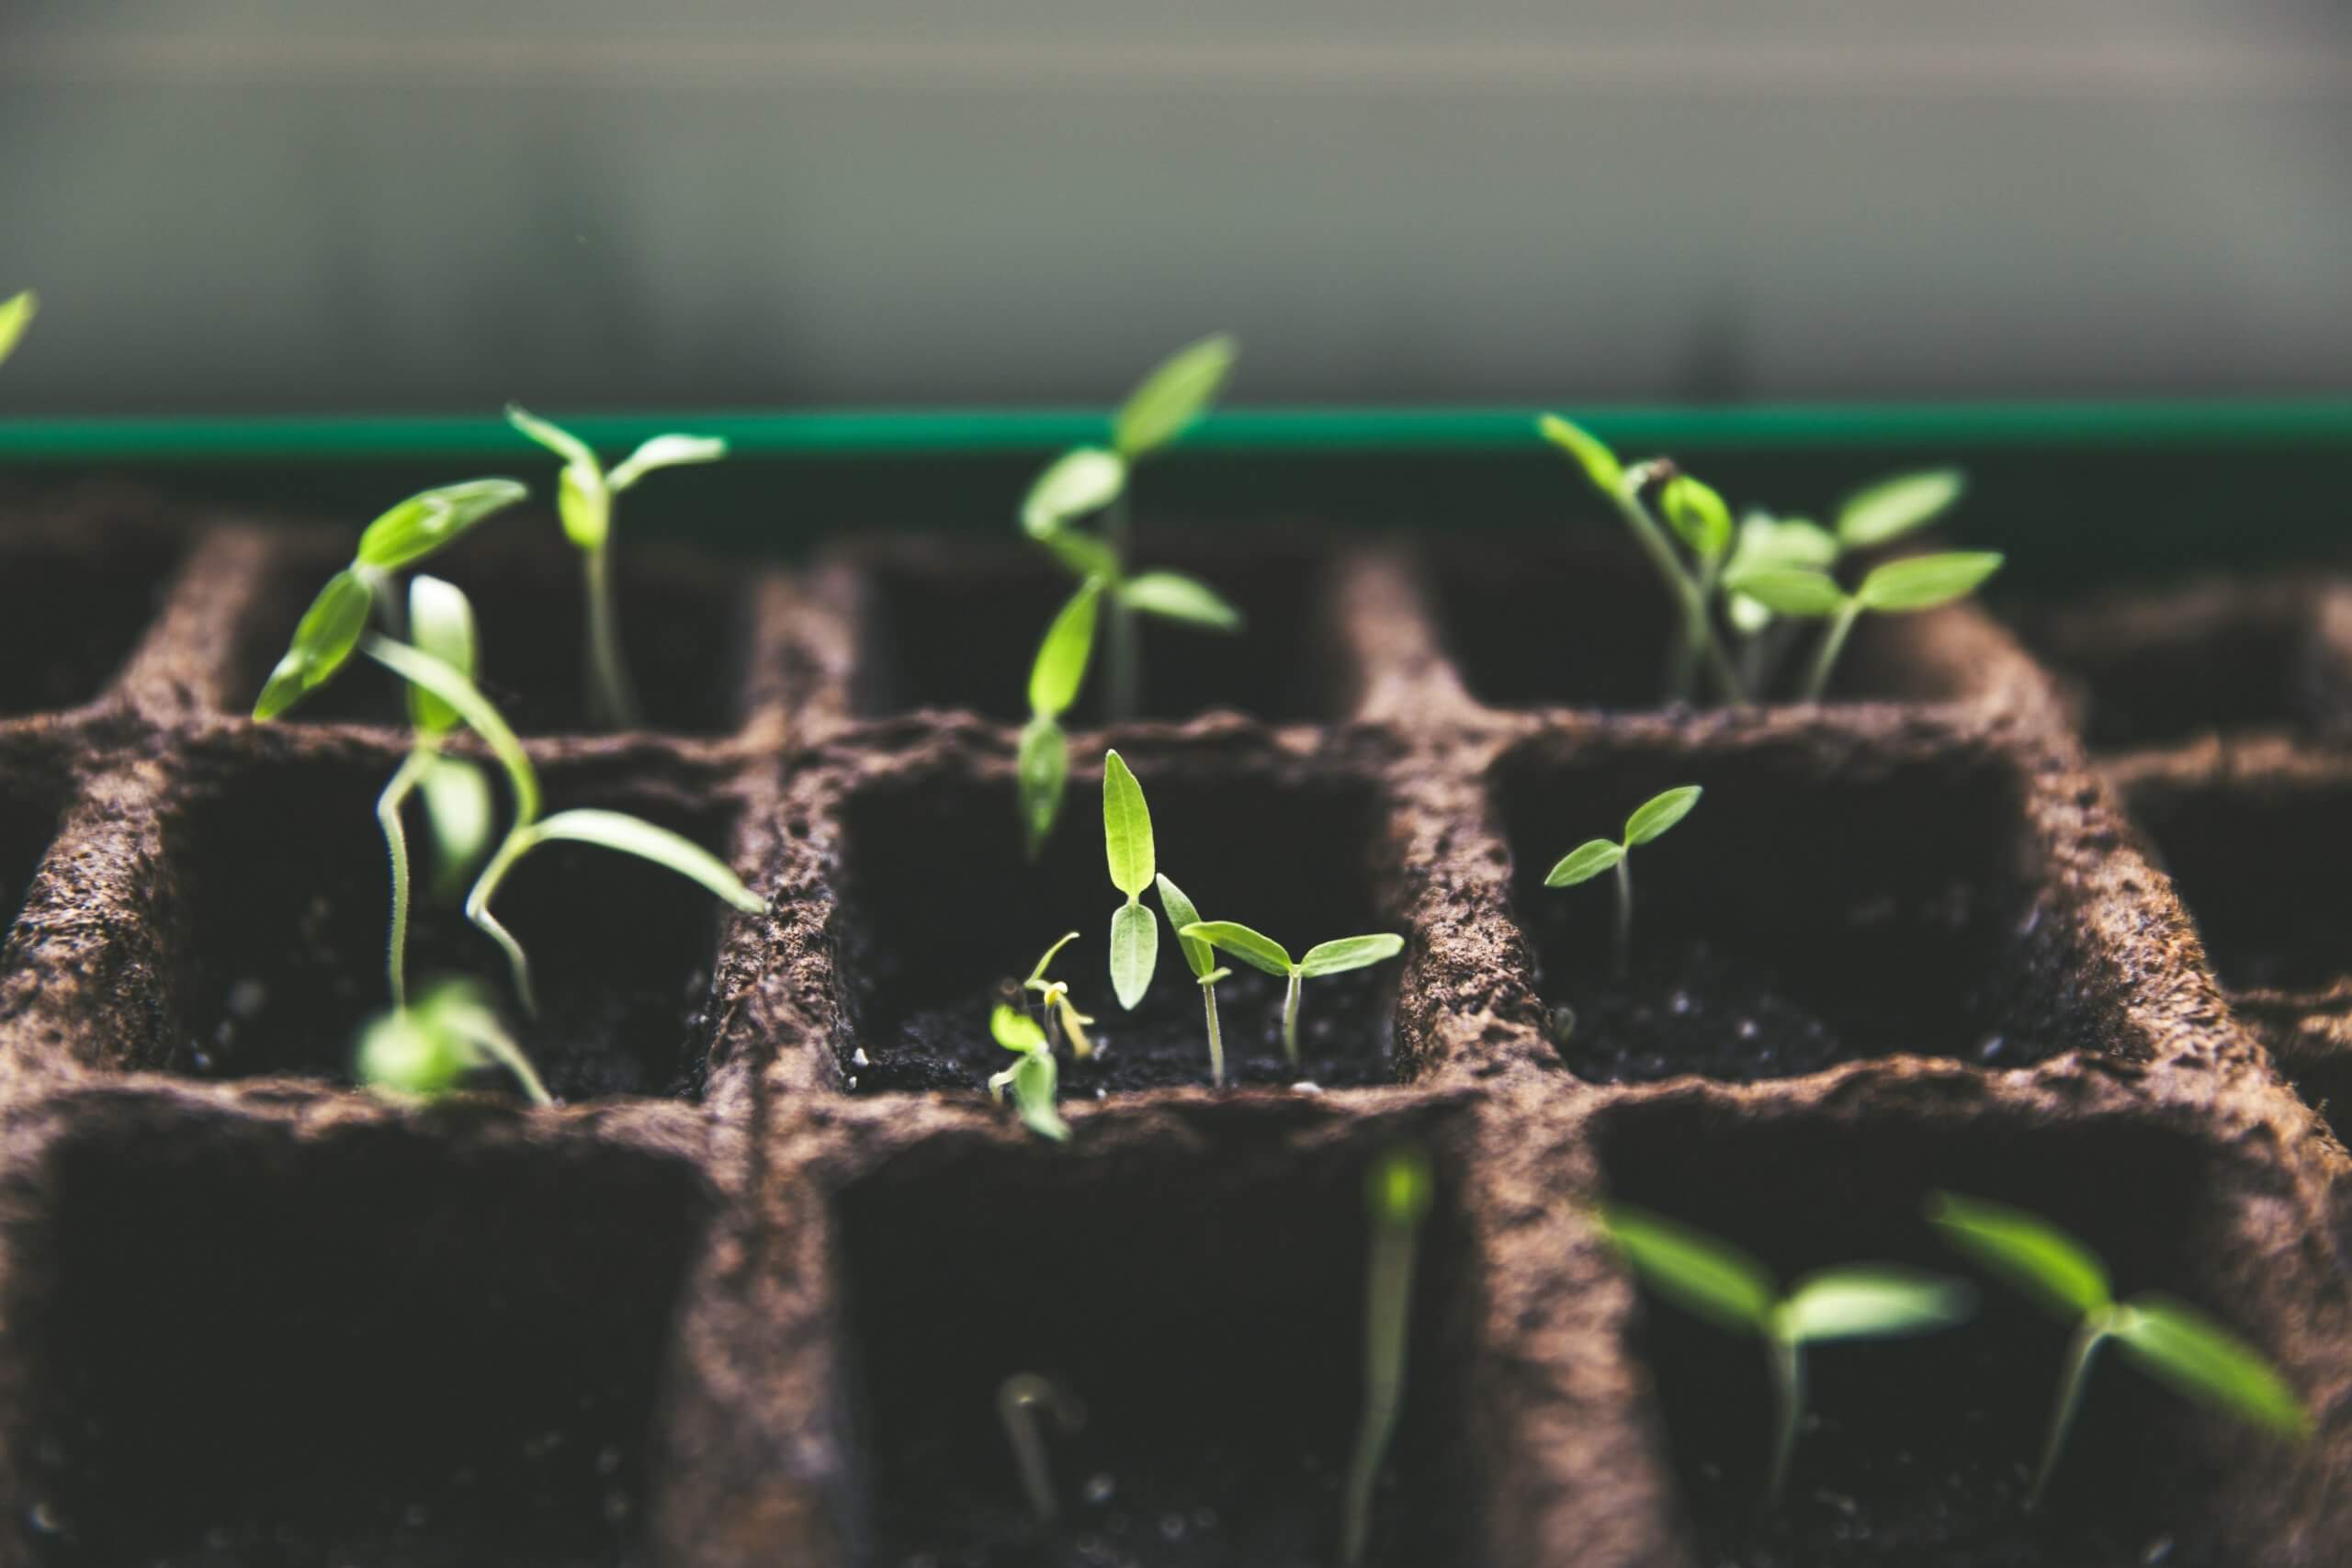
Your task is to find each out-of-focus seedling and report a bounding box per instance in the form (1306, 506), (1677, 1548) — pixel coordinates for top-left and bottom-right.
(505, 405), (727, 729)
(1154, 873), (1233, 1086)
(1340, 1143), (1435, 1567)
(1101, 750), (1161, 1010)
(1928, 1191), (2308, 1509)
(1177, 921), (1405, 1069)
(1019, 579), (1102, 858)
(1022, 931), (1096, 1061)
(989, 1004), (1070, 1144)
(1599, 1202), (1974, 1505)
(998, 1371), (1085, 1524)
(1727, 550), (2004, 703)
(356, 976), (552, 1107)
(1544, 785), (1702, 980)
(0, 290), (34, 367)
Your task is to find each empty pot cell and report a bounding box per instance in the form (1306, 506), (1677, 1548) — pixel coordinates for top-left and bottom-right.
(1595, 1097), (2280, 1567)
(1493, 731), (2083, 1083)
(235, 536), (751, 736)
(5, 1103), (707, 1565)
(844, 536), (1337, 723)
(831, 752), (1402, 1094)
(1428, 531), (1984, 712)
(0, 513), (182, 715)
(835, 1112), (1478, 1566)
(0, 757), (64, 950)
(164, 748), (744, 1100)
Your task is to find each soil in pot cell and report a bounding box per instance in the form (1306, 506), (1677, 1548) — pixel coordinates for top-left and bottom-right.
(844, 536), (1339, 723)
(831, 752), (1404, 1094)
(5, 1107), (707, 1567)
(1493, 731), (2090, 1084)
(835, 1114), (1479, 1566)
(1595, 1097), (2280, 1568)
(0, 516), (183, 715)
(164, 750), (744, 1100)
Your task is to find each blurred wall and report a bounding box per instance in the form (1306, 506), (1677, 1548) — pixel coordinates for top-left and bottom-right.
(2, 1), (2349, 412)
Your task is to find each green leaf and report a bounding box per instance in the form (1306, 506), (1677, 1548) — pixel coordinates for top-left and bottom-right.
(554, 461), (611, 551)
(355, 478), (530, 571)
(1017, 714), (1069, 857)
(1367, 1144), (1434, 1227)
(504, 403), (599, 470)
(1297, 933), (1406, 976)
(418, 756), (495, 892)
(1597, 1204), (1775, 1335)
(1661, 476), (1733, 560)
(356, 1002), (470, 1099)
(1623, 785), (1702, 846)
(1856, 551), (2004, 614)
(1544, 839), (1623, 887)
(1025, 931), (1081, 988)
(1780, 1267), (1975, 1344)
(1102, 750), (1155, 898)
(1537, 413), (1623, 493)
(523, 808), (764, 914)
(0, 290), (34, 367)
(1114, 333), (1236, 457)
(1838, 468), (1965, 550)
(1036, 526), (1121, 581)
(1012, 1049), (1070, 1142)
(1730, 513), (1839, 575)
(1119, 572), (1243, 632)
(1109, 900), (1159, 1010)
(1723, 567), (1848, 618)
(405, 575), (478, 737)
(1029, 580), (1103, 717)
(360, 635), (541, 825)
(991, 1001), (1049, 1054)
(1178, 920), (1292, 977)
(1021, 447), (1126, 538)
(1926, 1191), (2111, 1320)
(254, 568), (375, 719)
(607, 433), (726, 492)
(2111, 1297), (2309, 1438)
(1155, 874), (1216, 979)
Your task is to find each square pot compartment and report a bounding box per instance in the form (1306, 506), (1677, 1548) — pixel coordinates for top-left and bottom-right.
(1491, 726), (2098, 1084)
(158, 743), (749, 1100)
(825, 744), (1408, 1096)
(1594, 1093), (2297, 1567)
(1, 1099), (707, 1566)
(0, 493), (187, 716)
(832, 1106), (1479, 1566)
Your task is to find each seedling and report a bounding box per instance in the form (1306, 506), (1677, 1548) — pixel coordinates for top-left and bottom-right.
(1340, 1143), (1434, 1567)
(1154, 874), (1233, 1087)
(505, 406), (727, 729)
(1598, 1203), (1974, 1504)
(0, 290), (33, 367)
(1022, 931), (1096, 1060)
(1019, 578), (1102, 858)
(1544, 784), (1702, 980)
(998, 1371), (1085, 1524)
(1928, 1191), (2308, 1508)
(1727, 550), (2004, 702)
(1177, 921), (1405, 1069)
(356, 976), (551, 1107)
(989, 1003), (1070, 1143)
(1101, 750), (1160, 1010)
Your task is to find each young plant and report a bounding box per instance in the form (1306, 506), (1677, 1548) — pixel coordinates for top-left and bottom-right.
(1340, 1143), (1434, 1567)
(0, 290), (34, 367)
(1022, 931), (1096, 1061)
(1599, 1202), (1974, 1504)
(1726, 549), (2005, 703)
(997, 1371), (1085, 1524)
(356, 976), (552, 1107)
(1154, 874), (1233, 1087)
(1101, 750), (1160, 1010)
(1177, 921), (1405, 1070)
(505, 406), (728, 729)
(989, 1003), (1070, 1144)
(1544, 785), (1702, 980)
(1018, 578), (1102, 858)
(1928, 1191), (2308, 1508)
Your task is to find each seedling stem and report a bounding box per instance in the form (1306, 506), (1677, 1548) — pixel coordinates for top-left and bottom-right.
(997, 1371), (1083, 1525)
(1341, 1144), (1434, 1566)
(1545, 785), (1702, 980)
(1178, 921), (1406, 1072)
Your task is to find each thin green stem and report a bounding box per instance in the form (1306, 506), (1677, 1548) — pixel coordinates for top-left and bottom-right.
(1766, 1330), (1805, 1506)
(1804, 600), (1865, 704)
(376, 750), (433, 1010)
(1340, 1198), (1423, 1566)
(1608, 479), (1745, 705)
(2030, 1316), (2110, 1511)
(1612, 854), (1634, 980)
(1104, 491), (1140, 721)
(1282, 968), (1304, 1067)
(466, 829), (539, 1018)
(583, 539), (641, 729)
(1202, 979), (1226, 1087)
(997, 1373), (1077, 1525)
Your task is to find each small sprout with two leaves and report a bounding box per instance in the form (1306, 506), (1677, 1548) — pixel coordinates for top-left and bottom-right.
(1178, 921), (1406, 1071)
(1598, 1203), (1975, 1505)
(1727, 548), (2004, 704)
(989, 1003), (1069, 1144)
(1545, 785), (1702, 980)
(1340, 1143), (1435, 1568)
(356, 976), (551, 1108)
(998, 1371), (1085, 1524)
(1928, 1191), (2308, 1509)
(1022, 931), (1096, 1061)
(1154, 873), (1233, 1087)
(0, 289), (34, 367)
(1101, 750), (1161, 1010)
(505, 406), (728, 730)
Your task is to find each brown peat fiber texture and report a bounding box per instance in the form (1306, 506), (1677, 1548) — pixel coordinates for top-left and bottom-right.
(0, 489), (2342, 1566)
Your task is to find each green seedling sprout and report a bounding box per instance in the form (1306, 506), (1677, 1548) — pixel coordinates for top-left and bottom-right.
(505, 406), (727, 730)
(1340, 1143), (1434, 1567)
(1599, 1203), (1974, 1505)
(0, 290), (34, 367)
(998, 1371), (1085, 1523)
(1019, 578), (1102, 858)
(1928, 1191), (2308, 1509)
(1177, 921), (1405, 1070)
(356, 976), (552, 1107)
(1544, 785), (1702, 980)
(1101, 750), (1161, 1010)
(1726, 549), (2004, 704)
(1154, 874), (1233, 1086)
(989, 1003), (1070, 1143)
(1023, 931), (1097, 1060)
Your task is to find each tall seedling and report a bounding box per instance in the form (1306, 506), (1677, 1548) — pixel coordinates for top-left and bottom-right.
(1178, 922), (1405, 1069)
(1544, 785), (1702, 979)
(1101, 750), (1160, 1010)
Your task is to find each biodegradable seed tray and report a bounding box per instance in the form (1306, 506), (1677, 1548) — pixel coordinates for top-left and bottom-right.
(0, 486), (2346, 1568)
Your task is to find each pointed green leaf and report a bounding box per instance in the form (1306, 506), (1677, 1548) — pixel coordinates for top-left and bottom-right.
(1017, 714), (1069, 857)
(360, 635), (540, 824)
(1029, 580), (1103, 718)
(1537, 413), (1623, 493)
(1298, 933), (1406, 976)
(1102, 750), (1155, 898)
(1597, 1204), (1776, 1335)
(522, 808), (764, 914)
(405, 575), (478, 737)
(991, 1002), (1049, 1054)
(1661, 476), (1732, 560)
(1927, 1191), (2111, 1320)
(1110, 900), (1159, 1010)
(1119, 571), (1242, 632)
(1544, 840), (1623, 888)
(1114, 333), (1236, 457)
(1838, 468), (1965, 550)
(417, 755), (495, 893)
(1021, 447), (1126, 538)
(254, 568), (376, 719)
(0, 290), (34, 367)
(1178, 920), (1292, 977)
(1036, 525), (1122, 581)
(1155, 874), (1216, 979)
(1856, 551), (2004, 614)
(1623, 785), (1702, 846)
(607, 433), (727, 492)
(355, 478), (530, 571)
(1012, 1049), (1070, 1142)
(1781, 1267), (1975, 1344)
(504, 403), (599, 470)
(1730, 513), (1839, 575)
(2111, 1297), (2308, 1438)
(1025, 931), (1081, 988)
(1723, 567), (1848, 618)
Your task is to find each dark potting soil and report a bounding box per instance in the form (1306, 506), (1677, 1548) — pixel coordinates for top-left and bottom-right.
(0, 536), (183, 716)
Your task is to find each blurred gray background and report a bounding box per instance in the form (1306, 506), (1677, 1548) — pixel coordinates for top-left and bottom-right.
(3, 0), (2349, 413)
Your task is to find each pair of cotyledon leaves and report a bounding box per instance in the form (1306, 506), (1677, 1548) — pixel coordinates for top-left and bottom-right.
(1544, 785), (1702, 889)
